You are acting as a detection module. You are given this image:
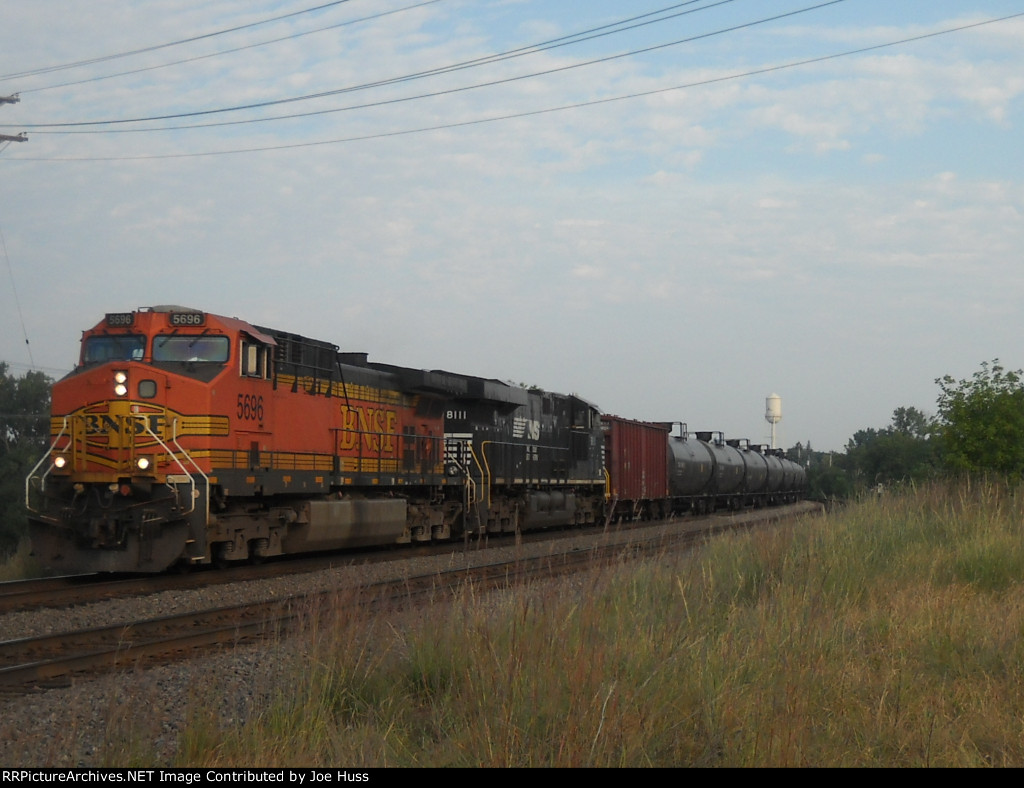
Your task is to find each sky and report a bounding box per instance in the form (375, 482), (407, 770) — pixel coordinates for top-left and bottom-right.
(1, 0), (1022, 453)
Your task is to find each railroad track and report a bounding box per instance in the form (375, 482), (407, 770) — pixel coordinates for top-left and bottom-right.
(0, 542), (463, 615)
(0, 508), (763, 616)
(0, 502), (822, 695)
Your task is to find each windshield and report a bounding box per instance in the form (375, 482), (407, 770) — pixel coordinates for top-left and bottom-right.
(82, 335), (146, 363)
(153, 335), (230, 363)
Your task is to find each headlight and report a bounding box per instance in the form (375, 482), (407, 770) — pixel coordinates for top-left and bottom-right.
(53, 454), (68, 470)
(135, 456), (153, 472)
(114, 370), (128, 397)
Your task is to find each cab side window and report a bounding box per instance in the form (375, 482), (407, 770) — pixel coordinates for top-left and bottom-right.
(241, 341), (271, 379)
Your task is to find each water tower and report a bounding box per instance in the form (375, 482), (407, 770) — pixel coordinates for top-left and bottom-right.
(765, 393), (782, 449)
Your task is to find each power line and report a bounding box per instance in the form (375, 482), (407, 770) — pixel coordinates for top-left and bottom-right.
(4, 8), (1020, 162)
(10, 0), (741, 129)
(0, 0), (360, 82)
(10, 10), (1020, 163)
(0, 360), (69, 376)
(17, 0), (447, 95)
(9, 0), (836, 131)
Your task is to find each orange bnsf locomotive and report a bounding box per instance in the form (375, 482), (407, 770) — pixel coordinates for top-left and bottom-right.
(26, 306), (608, 573)
(26, 306), (807, 574)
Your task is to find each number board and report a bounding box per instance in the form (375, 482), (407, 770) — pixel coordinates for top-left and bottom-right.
(169, 312), (206, 327)
(105, 312), (135, 327)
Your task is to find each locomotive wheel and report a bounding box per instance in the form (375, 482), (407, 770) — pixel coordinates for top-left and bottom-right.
(249, 537), (274, 565)
(211, 542), (231, 570)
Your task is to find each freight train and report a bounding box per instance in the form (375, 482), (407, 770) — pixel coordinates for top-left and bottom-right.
(26, 306), (806, 574)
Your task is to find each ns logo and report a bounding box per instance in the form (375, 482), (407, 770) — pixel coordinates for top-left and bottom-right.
(512, 416), (541, 441)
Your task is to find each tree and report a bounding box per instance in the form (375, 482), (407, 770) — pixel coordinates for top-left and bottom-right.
(0, 363), (52, 555)
(935, 359), (1024, 475)
(843, 406), (937, 488)
(891, 406), (932, 439)
(780, 441), (854, 502)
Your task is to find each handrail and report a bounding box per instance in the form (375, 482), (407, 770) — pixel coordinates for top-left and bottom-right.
(476, 439), (575, 503)
(169, 419), (209, 524)
(24, 412), (210, 525)
(478, 441), (493, 508)
(24, 417), (69, 512)
(139, 417), (207, 519)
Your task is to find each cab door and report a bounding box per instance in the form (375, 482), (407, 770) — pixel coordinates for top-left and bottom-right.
(236, 338), (275, 471)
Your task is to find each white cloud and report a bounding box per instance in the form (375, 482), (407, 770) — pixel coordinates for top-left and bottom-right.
(0, 1), (1022, 450)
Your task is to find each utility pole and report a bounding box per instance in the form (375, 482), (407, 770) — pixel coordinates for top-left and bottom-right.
(0, 93), (26, 143)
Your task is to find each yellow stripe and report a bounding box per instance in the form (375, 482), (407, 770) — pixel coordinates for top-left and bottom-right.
(275, 374), (408, 406)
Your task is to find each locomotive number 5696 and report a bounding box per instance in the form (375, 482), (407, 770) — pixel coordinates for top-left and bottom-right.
(237, 394), (265, 421)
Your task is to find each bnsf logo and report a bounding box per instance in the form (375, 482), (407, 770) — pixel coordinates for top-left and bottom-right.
(83, 413), (167, 437)
(64, 404), (177, 450)
(58, 404), (229, 449)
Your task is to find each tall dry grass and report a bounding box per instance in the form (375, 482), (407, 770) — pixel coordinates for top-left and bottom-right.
(176, 480), (1024, 767)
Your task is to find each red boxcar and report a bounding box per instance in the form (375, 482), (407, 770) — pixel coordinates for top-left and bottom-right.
(601, 415), (670, 521)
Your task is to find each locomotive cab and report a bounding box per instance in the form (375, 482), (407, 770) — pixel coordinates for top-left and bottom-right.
(26, 307), (278, 573)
